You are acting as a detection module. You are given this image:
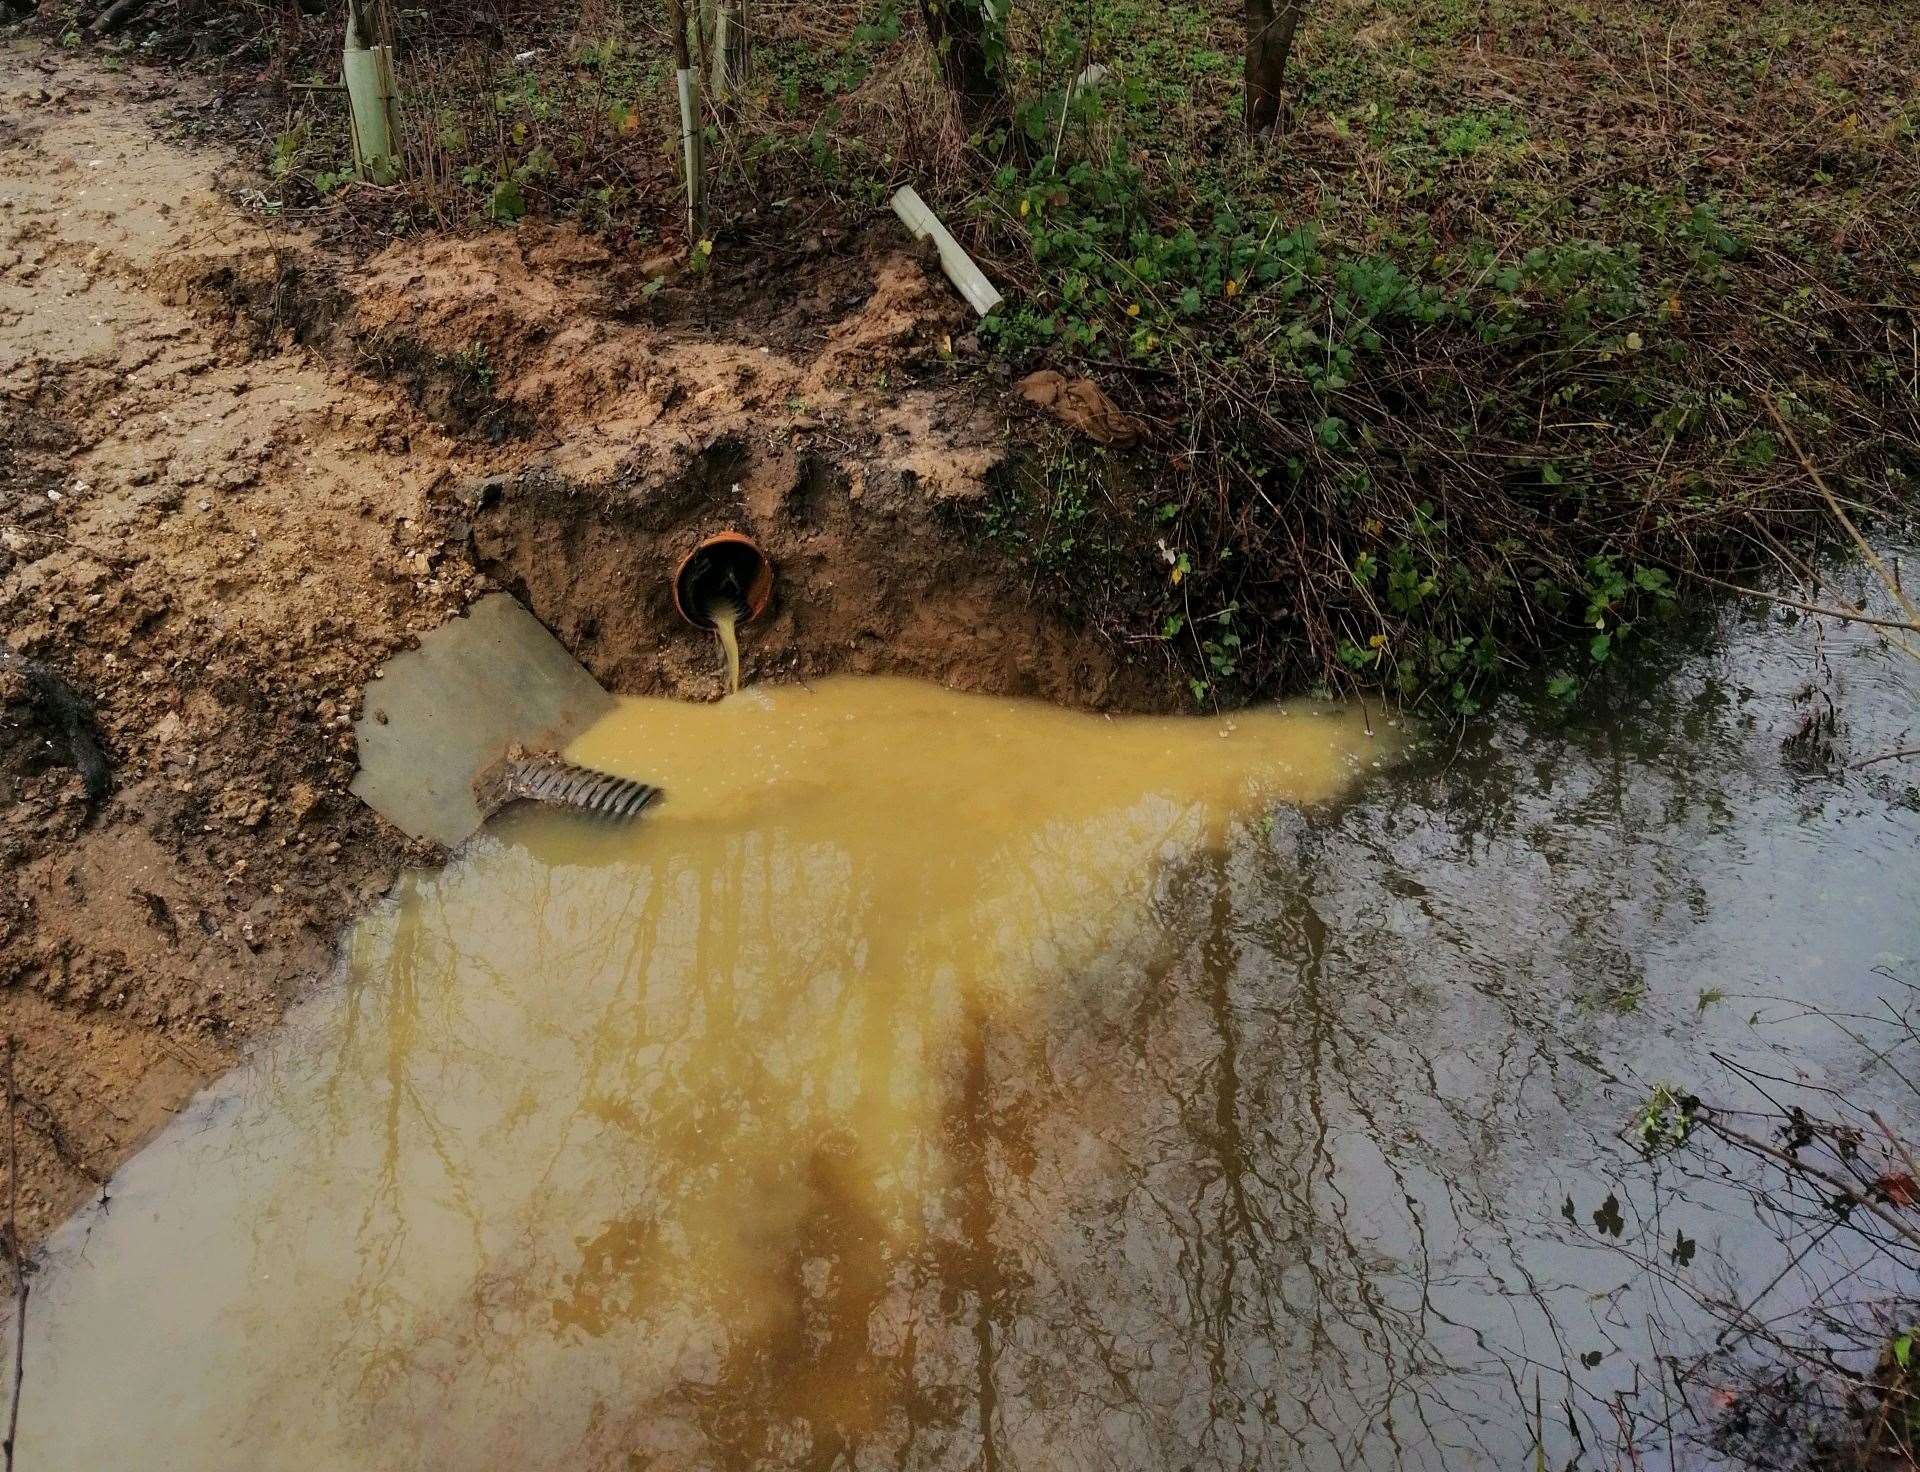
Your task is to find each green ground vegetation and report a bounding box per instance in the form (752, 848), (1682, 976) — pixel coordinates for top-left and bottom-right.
(63, 0), (1920, 709)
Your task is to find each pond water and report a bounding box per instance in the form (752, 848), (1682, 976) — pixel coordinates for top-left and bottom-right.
(12, 582), (1918, 1471)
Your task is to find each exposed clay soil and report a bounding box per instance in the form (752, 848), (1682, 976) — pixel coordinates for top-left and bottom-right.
(0, 43), (1175, 1246)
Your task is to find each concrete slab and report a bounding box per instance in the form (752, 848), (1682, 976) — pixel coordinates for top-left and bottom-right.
(350, 594), (615, 848)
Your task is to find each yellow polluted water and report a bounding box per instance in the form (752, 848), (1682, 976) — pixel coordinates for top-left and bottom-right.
(710, 598), (743, 693)
(14, 677), (1392, 1472)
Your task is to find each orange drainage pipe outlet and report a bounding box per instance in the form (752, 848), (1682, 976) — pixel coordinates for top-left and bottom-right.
(672, 532), (775, 630)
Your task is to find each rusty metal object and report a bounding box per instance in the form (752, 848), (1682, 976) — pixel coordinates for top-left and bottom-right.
(494, 756), (660, 821)
(672, 532), (773, 630)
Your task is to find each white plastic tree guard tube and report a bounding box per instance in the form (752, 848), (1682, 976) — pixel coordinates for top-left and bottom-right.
(675, 67), (707, 241)
(890, 186), (1003, 318)
(343, 5), (401, 184)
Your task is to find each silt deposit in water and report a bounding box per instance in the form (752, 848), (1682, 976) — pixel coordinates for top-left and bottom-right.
(13, 677), (1391, 1471)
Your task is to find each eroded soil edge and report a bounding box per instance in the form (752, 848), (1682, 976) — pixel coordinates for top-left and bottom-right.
(0, 45), (1167, 1243)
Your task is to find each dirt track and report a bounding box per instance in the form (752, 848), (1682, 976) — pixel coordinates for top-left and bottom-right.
(0, 42), (1162, 1244)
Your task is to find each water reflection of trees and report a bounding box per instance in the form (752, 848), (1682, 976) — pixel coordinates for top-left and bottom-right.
(135, 651), (1920, 1470)
(955, 664), (1915, 1472)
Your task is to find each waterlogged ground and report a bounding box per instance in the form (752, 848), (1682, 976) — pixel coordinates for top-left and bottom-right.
(12, 680), (1392, 1468)
(13, 591), (1920, 1470)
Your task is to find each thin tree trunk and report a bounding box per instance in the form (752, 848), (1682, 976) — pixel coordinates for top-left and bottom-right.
(694, 0), (714, 87)
(711, 0), (749, 97)
(665, 0), (692, 75)
(919, 0), (1001, 121)
(1244, 0), (1304, 134)
(710, 0), (734, 97)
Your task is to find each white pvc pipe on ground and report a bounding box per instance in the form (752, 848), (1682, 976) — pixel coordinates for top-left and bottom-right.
(890, 185), (1004, 317)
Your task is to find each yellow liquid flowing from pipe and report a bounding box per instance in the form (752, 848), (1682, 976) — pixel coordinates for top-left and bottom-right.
(711, 599), (743, 694)
(11, 677), (1397, 1471)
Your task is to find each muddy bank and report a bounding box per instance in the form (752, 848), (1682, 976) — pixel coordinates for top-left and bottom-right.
(337, 221), (1169, 707)
(0, 44), (485, 1240)
(471, 453), (1158, 707)
(0, 43), (1169, 1242)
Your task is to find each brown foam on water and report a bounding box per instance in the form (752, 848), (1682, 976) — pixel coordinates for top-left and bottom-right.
(14, 677), (1392, 1471)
